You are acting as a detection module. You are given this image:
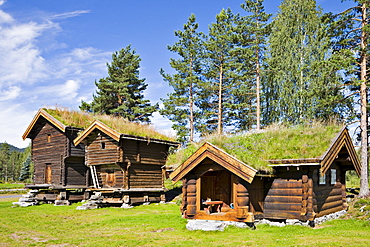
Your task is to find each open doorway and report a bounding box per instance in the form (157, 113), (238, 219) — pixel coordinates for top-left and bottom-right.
(200, 170), (231, 204)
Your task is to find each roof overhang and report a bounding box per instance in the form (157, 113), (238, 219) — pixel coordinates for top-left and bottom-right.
(320, 127), (360, 176)
(22, 109), (66, 140)
(268, 128), (360, 176)
(74, 120), (121, 145)
(170, 142), (257, 184)
(74, 120), (180, 147)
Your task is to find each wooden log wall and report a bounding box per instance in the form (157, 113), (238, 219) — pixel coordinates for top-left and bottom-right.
(66, 128), (85, 157)
(186, 178), (197, 217)
(32, 123), (67, 185)
(86, 133), (119, 166)
(236, 182), (249, 219)
(247, 177), (271, 214)
(312, 167), (345, 217)
(65, 157), (88, 186)
(97, 164), (124, 188)
(121, 140), (169, 166)
(263, 178), (303, 220)
(181, 178), (188, 213)
(128, 163), (163, 188)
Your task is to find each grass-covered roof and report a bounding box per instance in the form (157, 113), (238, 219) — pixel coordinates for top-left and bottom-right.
(43, 107), (176, 141)
(167, 122), (345, 171)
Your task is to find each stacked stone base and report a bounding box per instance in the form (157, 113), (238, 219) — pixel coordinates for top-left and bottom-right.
(12, 190), (38, 207)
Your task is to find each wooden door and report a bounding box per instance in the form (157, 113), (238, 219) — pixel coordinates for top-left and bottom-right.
(106, 172), (115, 187)
(45, 164), (52, 184)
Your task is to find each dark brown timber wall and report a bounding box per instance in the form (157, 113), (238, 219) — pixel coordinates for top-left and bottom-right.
(312, 165), (346, 217)
(32, 122), (67, 185)
(65, 157), (88, 186)
(263, 178), (304, 220)
(129, 163), (163, 188)
(121, 140), (169, 166)
(86, 133), (119, 166)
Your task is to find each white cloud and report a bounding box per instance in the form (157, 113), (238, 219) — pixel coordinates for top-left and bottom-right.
(0, 86), (21, 101)
(0, 21), (53, 85)
(0, 103), (33, 148)
(49, 10), (90, 20)
(0, 9), (13, 23)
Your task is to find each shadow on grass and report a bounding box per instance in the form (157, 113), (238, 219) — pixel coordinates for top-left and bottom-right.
(165, 187), (182, 202)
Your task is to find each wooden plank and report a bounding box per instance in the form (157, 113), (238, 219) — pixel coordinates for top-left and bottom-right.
(264, 195), (302, 203)
(263, 210), (302, 219)
(264, 203), (302, 211)
(265, 188), (302, 196)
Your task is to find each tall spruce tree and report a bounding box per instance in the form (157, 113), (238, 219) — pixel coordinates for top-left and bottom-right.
(263, 0), (351, 124)
(160, 14), (204, 143)
(18, 153), (31, 182)
(329, 0), (370, 197)
(200, 8), (253, 135)
(239, 0), (271, 130)
(80, 45), (158, 123)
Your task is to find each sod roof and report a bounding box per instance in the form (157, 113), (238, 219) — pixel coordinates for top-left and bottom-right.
(167, 123), (346, 171)
(40, 108), (176, 142)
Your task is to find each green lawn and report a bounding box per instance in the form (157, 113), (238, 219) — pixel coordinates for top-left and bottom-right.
(0, 183), (25, 189)
(0, 197), (370, 247)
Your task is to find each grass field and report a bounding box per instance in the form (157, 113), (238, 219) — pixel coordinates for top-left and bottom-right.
(0, 197), (370, 247)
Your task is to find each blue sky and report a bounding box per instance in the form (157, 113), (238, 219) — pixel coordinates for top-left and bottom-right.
(0, 0), (354, 148)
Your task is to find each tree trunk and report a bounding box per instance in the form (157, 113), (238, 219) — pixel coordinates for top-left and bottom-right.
(359, 2), (369, 197)
(189, 58), (195, 143)
(256, 47), (261, 130)
(217, 66), (223, 136)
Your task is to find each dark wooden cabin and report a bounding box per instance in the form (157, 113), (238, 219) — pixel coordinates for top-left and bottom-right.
(74, 120), (179, 205)
(22, 109), (90, 202)
(170, 126), (360, 224)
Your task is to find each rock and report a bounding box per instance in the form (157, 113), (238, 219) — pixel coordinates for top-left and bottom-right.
(186, 220), (227, 231)
(19, 197), (36, 202)
(120, 203), (133, 209)
(76, 201), (98, 210)
(186, 220), (249, 231)
(54, 200), (70, 206)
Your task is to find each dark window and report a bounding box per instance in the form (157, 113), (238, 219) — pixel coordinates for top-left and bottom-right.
(330, 169), (337, 185)
(319, 170), (326, 185)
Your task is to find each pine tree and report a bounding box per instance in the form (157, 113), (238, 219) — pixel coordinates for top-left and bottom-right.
(19, 153), (31, 182)
(200, 8), (254, 135)
(81, 45), (158, 123)
(263, 0), (351, 124)
(160, 14), (204, 143)
(330, 0), (370, 197)
(0, 143), (10, 182)
(239, 0), (271, 130)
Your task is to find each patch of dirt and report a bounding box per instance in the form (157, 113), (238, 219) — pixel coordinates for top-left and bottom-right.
(47, 244), (76, 247)
(10, 233), (22, 239)
(151, 227), (174, 232)
(30, 236), (48, 242)
(313, 225), (332, 229)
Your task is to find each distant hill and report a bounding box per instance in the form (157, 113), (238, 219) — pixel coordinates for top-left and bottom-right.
(0, 143), (26, 153)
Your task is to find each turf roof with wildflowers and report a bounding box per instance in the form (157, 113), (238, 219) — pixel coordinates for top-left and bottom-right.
(43, 107), (176, 141)
(167, 122), (345, 171)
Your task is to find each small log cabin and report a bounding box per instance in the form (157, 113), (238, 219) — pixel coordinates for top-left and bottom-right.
(22, 109), (89, 202)
(74, 120), (179, 205)
(170, 125), (360, 224)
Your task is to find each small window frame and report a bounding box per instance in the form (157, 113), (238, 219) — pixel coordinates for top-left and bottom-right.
(319, 170), (326, 185)
(330, 169), (337, 185)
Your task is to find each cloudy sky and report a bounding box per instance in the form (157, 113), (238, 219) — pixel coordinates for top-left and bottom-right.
(0, 0), (353, 148)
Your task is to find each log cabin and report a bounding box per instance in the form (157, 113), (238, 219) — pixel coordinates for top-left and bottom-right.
(169, 124), (360, 225)
(22, 109), (90, 202)
(73, 120), (180, 205)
